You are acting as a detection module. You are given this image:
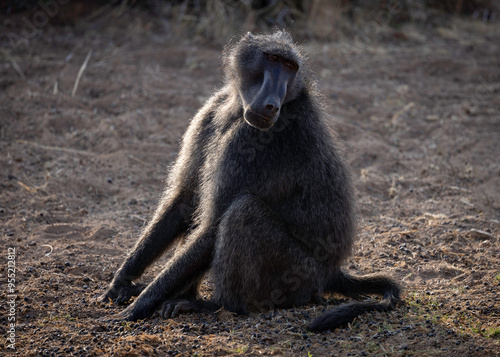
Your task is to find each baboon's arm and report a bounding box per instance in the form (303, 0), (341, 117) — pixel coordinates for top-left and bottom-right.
(100, 194), (192, 303)
(118, 225), (216, 321)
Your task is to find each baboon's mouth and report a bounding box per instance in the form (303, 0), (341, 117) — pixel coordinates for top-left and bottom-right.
(244, 109), (277, 130)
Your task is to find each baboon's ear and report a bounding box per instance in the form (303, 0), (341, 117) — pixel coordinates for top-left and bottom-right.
(246, 32), (254, 40)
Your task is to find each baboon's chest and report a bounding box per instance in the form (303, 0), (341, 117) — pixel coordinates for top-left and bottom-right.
(199, 125), (291, 210)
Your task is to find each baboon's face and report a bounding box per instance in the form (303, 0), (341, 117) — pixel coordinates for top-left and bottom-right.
(235, 42), (300, 131)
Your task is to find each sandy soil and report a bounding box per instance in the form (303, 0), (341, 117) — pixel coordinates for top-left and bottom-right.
(0, 11), (499, 357)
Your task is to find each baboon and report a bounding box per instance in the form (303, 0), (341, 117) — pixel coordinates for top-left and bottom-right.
(100, 30), (401, 331)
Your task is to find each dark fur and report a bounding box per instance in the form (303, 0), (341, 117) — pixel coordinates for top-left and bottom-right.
(100, 31), (401, 330)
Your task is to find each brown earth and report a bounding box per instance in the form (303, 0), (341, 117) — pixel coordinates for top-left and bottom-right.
(1, 10), (499, 357)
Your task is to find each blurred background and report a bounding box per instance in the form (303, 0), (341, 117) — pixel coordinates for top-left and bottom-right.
(2, 0), (499, 43)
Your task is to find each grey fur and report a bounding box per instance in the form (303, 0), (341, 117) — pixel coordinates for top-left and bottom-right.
(100, 30), (401, 330)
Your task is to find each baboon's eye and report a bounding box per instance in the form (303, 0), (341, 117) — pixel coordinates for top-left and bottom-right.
(285, 61), (298, 71)
(267, 53), (280, 62)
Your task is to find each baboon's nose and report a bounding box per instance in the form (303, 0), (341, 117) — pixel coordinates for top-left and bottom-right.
(266, 103), (279, 114)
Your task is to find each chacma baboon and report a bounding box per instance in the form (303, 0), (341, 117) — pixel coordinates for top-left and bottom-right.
(100, 30), (401, 331)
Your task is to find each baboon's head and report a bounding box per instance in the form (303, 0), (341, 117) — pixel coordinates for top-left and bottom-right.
(224, 31), (306, 130)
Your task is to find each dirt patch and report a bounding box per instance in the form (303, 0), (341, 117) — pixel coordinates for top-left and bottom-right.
(1, 11), (499, 357)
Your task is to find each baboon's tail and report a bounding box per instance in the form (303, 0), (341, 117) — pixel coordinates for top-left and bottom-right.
(308, 270), (401, 332)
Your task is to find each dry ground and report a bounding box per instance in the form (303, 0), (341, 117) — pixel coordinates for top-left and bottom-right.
(0, 10), (499, 357)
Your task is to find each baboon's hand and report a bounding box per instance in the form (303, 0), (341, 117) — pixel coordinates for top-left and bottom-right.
(99, 282), (146, 305)
(118, 306), (140, 321)
(97, 303), (148, 322)
(98, 309), (142, 323)
(118, 299), (157, 321)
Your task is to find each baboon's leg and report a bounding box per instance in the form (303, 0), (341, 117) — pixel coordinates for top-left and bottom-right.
(119, 223), (216, 321)
(101, 195), (192, 303)
(213, 194), (321, 313)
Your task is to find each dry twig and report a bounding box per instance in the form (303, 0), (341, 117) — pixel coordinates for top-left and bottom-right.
(17, 139), (94, 156)
(40, 244), (54, 257)
(1, 49), (26, 80)
(391, 102), (415, 127)
(72, 50), (93, 97)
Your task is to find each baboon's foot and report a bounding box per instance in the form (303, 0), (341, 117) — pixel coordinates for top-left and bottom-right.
(160, 299), (220, 318)
(160, 299), (198, 318)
